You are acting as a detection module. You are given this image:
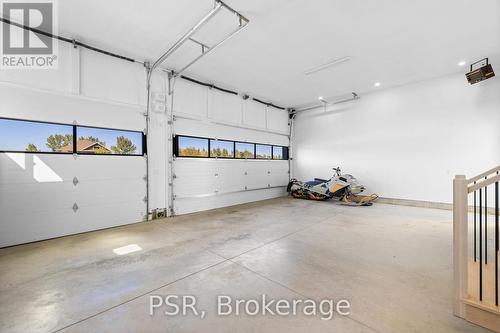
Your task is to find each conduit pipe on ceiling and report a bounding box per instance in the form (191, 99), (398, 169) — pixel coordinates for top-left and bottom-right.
(144, 0), (249, 218)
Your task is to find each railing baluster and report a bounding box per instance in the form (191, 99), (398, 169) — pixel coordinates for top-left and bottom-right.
(474, 184), (477, 262)
(485, 177), (487, 265)
(480, 187), (483, 301)
(495, 172), (498, 306)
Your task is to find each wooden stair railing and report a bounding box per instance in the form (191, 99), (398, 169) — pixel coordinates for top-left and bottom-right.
(454, 165), (500, 332)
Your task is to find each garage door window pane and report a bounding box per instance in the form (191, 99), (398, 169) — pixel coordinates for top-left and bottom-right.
(273, 146), (283, 159)
(256, 144), (272, 159)
(178, 136), (208, 157)
(235, 142), (255, 159)
(210, 139), (234, 158)
(76, 127), (143, 155)
(0, 118), (73, 153)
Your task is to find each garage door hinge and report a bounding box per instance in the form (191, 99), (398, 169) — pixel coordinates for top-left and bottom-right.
(143, 196), (148, 203)
(143, 175), (147, 181)
(172, 174), (177, 179)
(72, 203), (79, 212)
(73, 177), (79, 186)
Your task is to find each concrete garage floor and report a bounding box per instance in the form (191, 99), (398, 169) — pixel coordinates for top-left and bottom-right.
(0, 197), (492, 333)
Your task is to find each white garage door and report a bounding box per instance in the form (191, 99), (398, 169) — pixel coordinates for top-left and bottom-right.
(170, 78), (290, 215)
(0, 119), (147, 248)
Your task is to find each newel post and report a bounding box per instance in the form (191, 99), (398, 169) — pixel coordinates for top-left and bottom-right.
(453, 175), (468, 317)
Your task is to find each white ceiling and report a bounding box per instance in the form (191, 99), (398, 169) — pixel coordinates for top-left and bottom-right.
(58, 0), (500, 107)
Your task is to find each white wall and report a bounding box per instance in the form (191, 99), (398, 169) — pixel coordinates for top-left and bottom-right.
(292, 72), (500, 204)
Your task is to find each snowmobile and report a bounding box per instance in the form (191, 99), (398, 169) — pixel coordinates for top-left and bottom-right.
(286, 167), (378, 206)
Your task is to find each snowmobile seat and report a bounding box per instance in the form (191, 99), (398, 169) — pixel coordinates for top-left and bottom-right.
(306, 180), (323, 186)
(313, 178), (328, 183)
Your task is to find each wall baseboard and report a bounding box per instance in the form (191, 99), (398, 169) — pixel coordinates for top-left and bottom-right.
(378, 197), (496, 215)
(378, 197), (452, 210)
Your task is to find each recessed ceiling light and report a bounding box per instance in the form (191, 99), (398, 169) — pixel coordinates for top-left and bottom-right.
(304, 56), (351, 75)
(458, 61), (467, 67)
(374, 82), (381, 87)
(318, 96), (324, 100)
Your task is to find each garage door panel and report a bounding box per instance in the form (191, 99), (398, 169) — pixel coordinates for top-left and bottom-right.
(208, 89), (242, 124)
(0, 208), (78, 246)
(0, 154), (146, 184)
(242, 100), (266, 128)
(74, 156), (147, 181)
(267, 107), (289, 132)
(0, 83), (145, 131)
(75, 178), (146, 206)
(216, 161), (247, 193)
(269, 161), (289, 173)
(0, 182), (75, 213)
(0, 153), (76, 184)
(174, 187), (287, 215)
(174, 177), (219, 197)
(0, 153), (147, 247)
(74, 200), (146, 223)
(172, 157), (289, 212)
(80, 48), (146, 107)
(174, 159), (218, 197)
(174, 175), (218, 197)
(245, 162), (272, 189)
(268, 161), (290, 186)
(0, 202), (146, 247)
(173, 79), (208, 117)
(270, 174), (289, 187)
(174, 118), (289, 145)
